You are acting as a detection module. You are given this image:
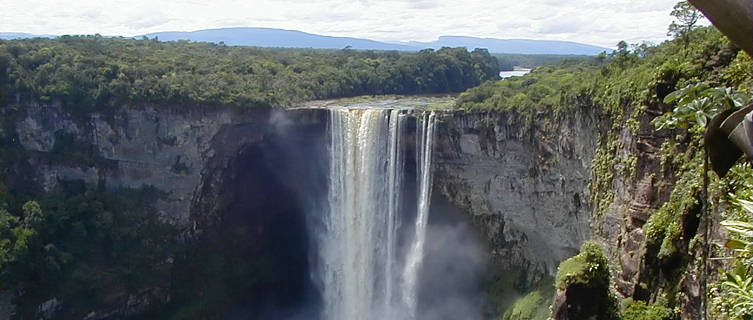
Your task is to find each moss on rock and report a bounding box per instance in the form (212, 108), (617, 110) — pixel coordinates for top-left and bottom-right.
(502, 278), (555, 320)
(552, 241), (619, 320)
(621, 297), (672, 320)
(555, 241), (611, 290)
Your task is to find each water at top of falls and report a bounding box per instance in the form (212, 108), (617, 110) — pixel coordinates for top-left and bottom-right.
(317, 107), (437, 320)
(291, 94), (455, 111)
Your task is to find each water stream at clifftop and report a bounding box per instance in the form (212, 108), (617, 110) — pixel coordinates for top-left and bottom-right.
(315, 107), (436, 320)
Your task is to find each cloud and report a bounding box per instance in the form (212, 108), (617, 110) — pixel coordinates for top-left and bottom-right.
(404, 0), (441, 10)
(534, 19), (583, 34)
(0, 0), (697, 48)
(127, 12), (173, 30)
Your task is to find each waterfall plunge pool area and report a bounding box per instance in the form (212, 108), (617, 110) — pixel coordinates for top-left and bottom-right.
(187, 96), (491, 319)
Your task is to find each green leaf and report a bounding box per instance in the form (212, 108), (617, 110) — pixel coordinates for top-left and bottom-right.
(663, 89), (683, 104)
(696, 110), (707, 127)
(726, 239), (748, 250)
(738, 199), (753, 215)
(721, 220), (753, 238)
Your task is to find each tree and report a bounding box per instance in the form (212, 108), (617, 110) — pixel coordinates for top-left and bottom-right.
(668, 1), (701, 49)
(616, 41), (629, 55)
(597, 51), (607, 62)
(21, 201), (42, 228)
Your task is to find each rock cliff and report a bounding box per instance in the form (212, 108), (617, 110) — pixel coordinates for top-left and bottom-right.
(14, 103), (327, 230)
(433, 107), (596, 279)
(14, 101), (596, 277)
(9, 99), (599, 317)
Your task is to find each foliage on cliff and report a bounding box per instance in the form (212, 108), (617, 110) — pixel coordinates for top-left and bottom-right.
(553, 241), (620, 320)
(493, 53), (593, 71)
(455, 26), (746, 121)
(620, 297), (672, 320)
(0, 182), (181, 319)
(455, 59), (596, 125)
(454, 14), (752, 320)
(456, 24), (749, 230)
(555, 241), (612, 290)
(711, 190), (753, 319)
(0, 36), (498, 111)
(501, 278), (554, 320)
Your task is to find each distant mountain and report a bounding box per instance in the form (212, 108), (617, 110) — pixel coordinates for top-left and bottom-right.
(141, 28), (417, 51)
(0, 32), (53, 40)
(407, 36), (610, 55)
(1, 28), (611, 55)
(141, 28), (609, 55)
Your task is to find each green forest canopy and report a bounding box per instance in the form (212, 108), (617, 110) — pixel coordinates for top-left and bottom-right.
(0, 36), (499, 112)
(457, 26), (750, 121)
(493, 53), (594, 71)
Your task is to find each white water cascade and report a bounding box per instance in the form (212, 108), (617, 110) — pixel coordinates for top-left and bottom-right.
(318, 108), (437, 320)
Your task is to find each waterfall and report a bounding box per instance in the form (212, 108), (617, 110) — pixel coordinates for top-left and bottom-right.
(385, 109), (405, 318)
(319, 108), (436, 320)
(402, 111), (436, 315)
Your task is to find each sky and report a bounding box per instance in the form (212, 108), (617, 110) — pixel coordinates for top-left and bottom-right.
(2, 0), (704, 48)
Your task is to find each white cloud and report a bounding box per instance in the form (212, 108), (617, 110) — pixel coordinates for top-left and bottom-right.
(0, 0), (703, 48)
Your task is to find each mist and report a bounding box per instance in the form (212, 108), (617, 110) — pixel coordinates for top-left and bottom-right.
(221, 109), (490, 320)
(417, 194), (488, 320)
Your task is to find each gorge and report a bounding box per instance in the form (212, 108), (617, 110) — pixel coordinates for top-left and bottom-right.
(0, 22), (749, 319)
(5, 96), (594, 319)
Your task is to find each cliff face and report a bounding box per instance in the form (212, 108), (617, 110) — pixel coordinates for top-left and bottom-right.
(10, 100), (600, 317)
(15, 102), (596, 273)
(433, 106), (597, 279)
(590, 104), (676, 299)
(15, 103), (326, 230)
(11, 103), (330, 318)
(588, 101), (716, 319)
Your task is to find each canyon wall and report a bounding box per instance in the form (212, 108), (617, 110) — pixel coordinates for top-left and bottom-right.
(9, 100), (599, 317)
(14, 103), (327, 230)
(15, 102), (596, 276)
(432, 107), (597, 279)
